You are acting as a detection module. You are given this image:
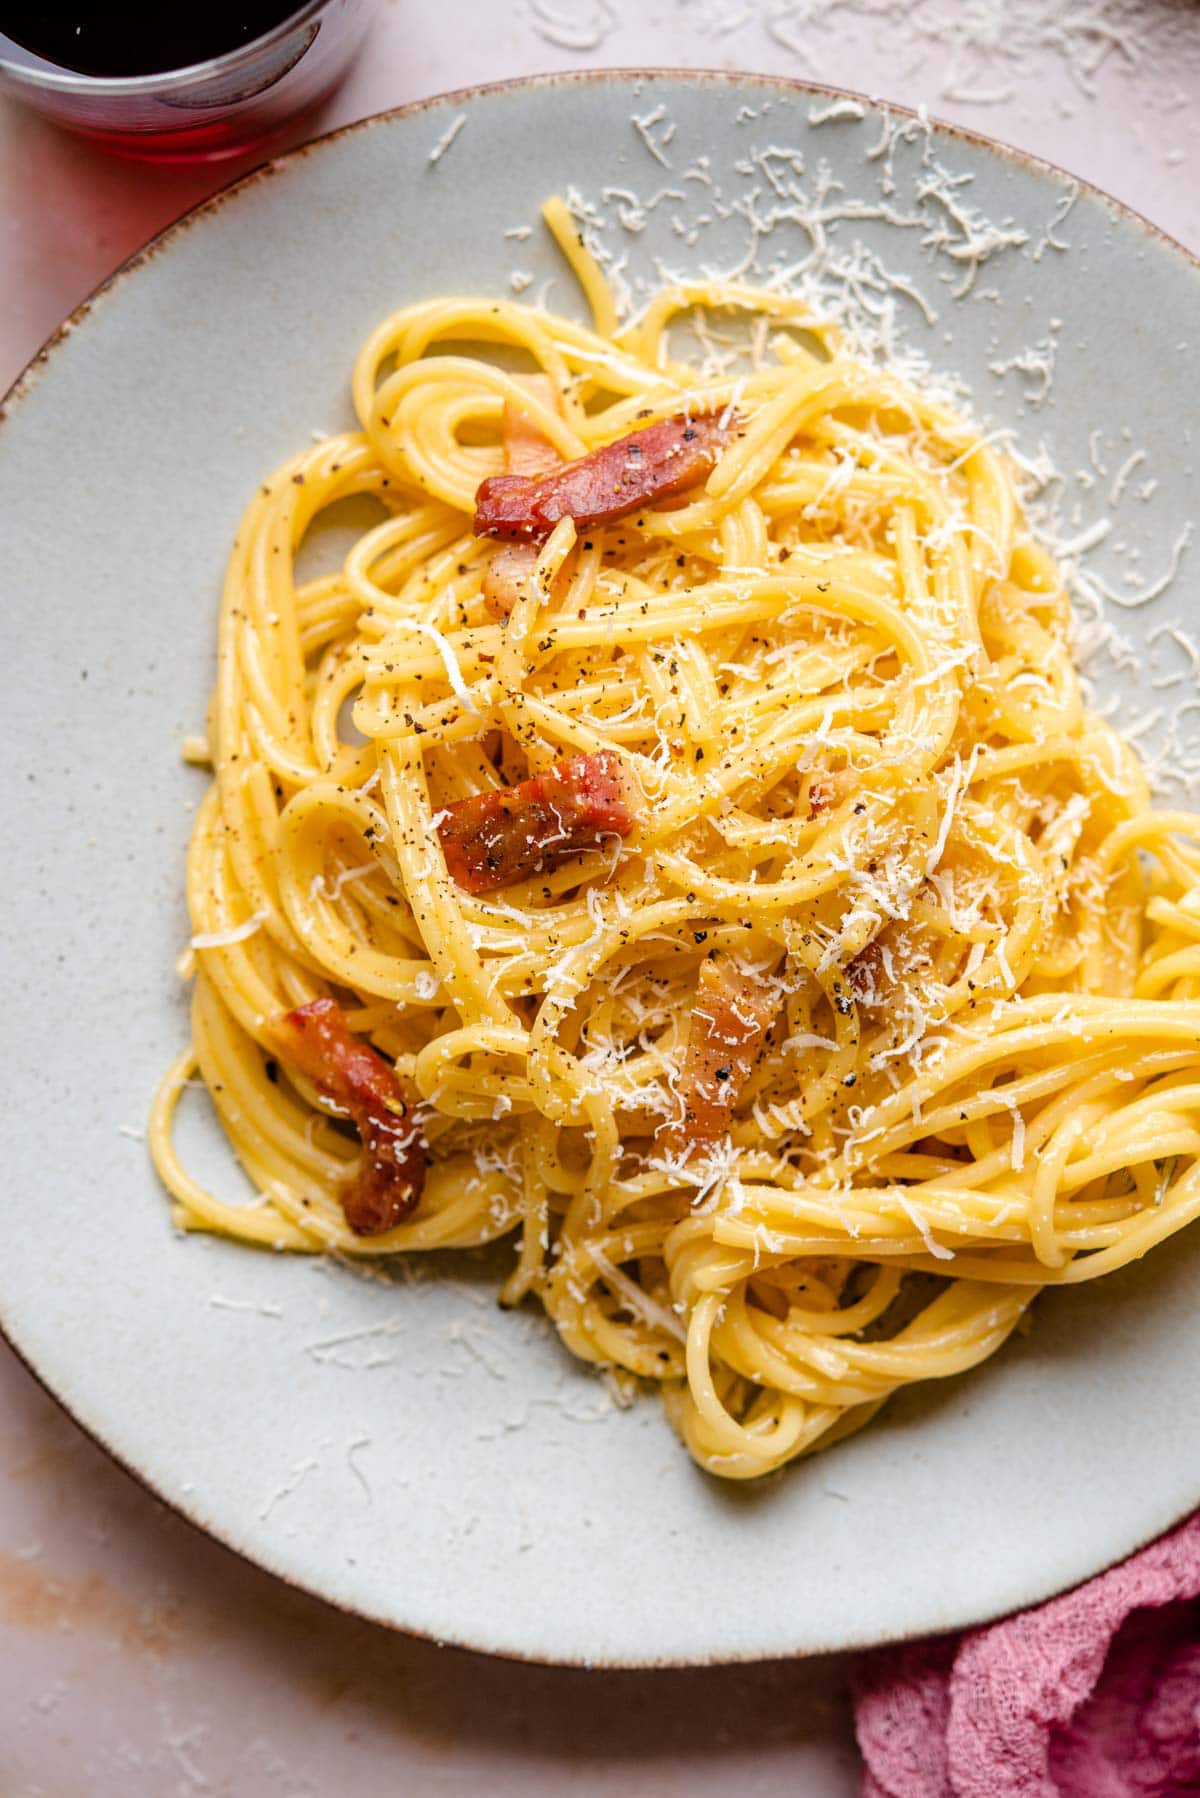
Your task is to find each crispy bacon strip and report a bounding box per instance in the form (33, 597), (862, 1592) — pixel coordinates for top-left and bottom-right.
(501, 373), (563, 477)
(482, 542), (541, 621)
(474, 412), (735, 543)
(270, 997), (425, 1236)
(667, 956), (781, 1148)
(436, 749), (637, 895)
(481, 378), (567, 620)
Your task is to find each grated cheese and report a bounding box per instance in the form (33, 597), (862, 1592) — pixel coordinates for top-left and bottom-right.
(190, 910), (269, 950)
(591, 1246), (688, 1342)
(631, 104), (676, 169)
(526, 0), (617, 50)
(895, 1191), (956, 1260)
(427, 113), (467, 168)
(402, 619), (479, 711)
(258, 1457), (319, 1522)
(1090, 525), (1192, 611)
(1010, 1107), (1027, 1172)
(808, 97), (867, 125)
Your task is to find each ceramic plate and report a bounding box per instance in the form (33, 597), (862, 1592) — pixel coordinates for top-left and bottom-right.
(2, 72), (1198, 1666)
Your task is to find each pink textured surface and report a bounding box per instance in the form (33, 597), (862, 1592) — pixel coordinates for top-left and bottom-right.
(2, 4), (1199, 1792)
(855, 1515), (1200, 1797)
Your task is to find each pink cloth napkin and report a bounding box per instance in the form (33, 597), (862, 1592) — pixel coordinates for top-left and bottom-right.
(853, 1512), (1200, 1797)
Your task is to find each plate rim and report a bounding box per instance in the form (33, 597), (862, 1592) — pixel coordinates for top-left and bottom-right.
(4, 66), (1200, 1668)
(7, 65), (1200, 423)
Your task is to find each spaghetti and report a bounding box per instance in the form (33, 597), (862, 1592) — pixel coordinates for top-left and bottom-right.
(151, 201), (1200, 1479)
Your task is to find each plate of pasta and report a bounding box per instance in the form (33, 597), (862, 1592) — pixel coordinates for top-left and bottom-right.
(3, 71), (1200, 1664)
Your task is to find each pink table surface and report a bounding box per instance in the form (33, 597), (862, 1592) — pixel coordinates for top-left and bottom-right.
(3, 5), (1198, 1793)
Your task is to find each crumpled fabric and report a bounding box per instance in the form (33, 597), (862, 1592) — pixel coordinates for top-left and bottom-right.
(853, 1512), (1200, 1797)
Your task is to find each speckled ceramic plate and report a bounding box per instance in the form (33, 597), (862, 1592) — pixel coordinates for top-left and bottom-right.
(2, 72), (1198, 1666)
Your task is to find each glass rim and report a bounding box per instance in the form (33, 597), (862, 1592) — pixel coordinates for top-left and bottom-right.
(0, 0), (331, 96)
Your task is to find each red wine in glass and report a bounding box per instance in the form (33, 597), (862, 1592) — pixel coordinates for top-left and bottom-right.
(0, 4), (311, 77)
(0, 0), (375, 161)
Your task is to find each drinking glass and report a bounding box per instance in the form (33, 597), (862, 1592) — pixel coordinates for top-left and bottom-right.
(0, 0), (377, 161)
